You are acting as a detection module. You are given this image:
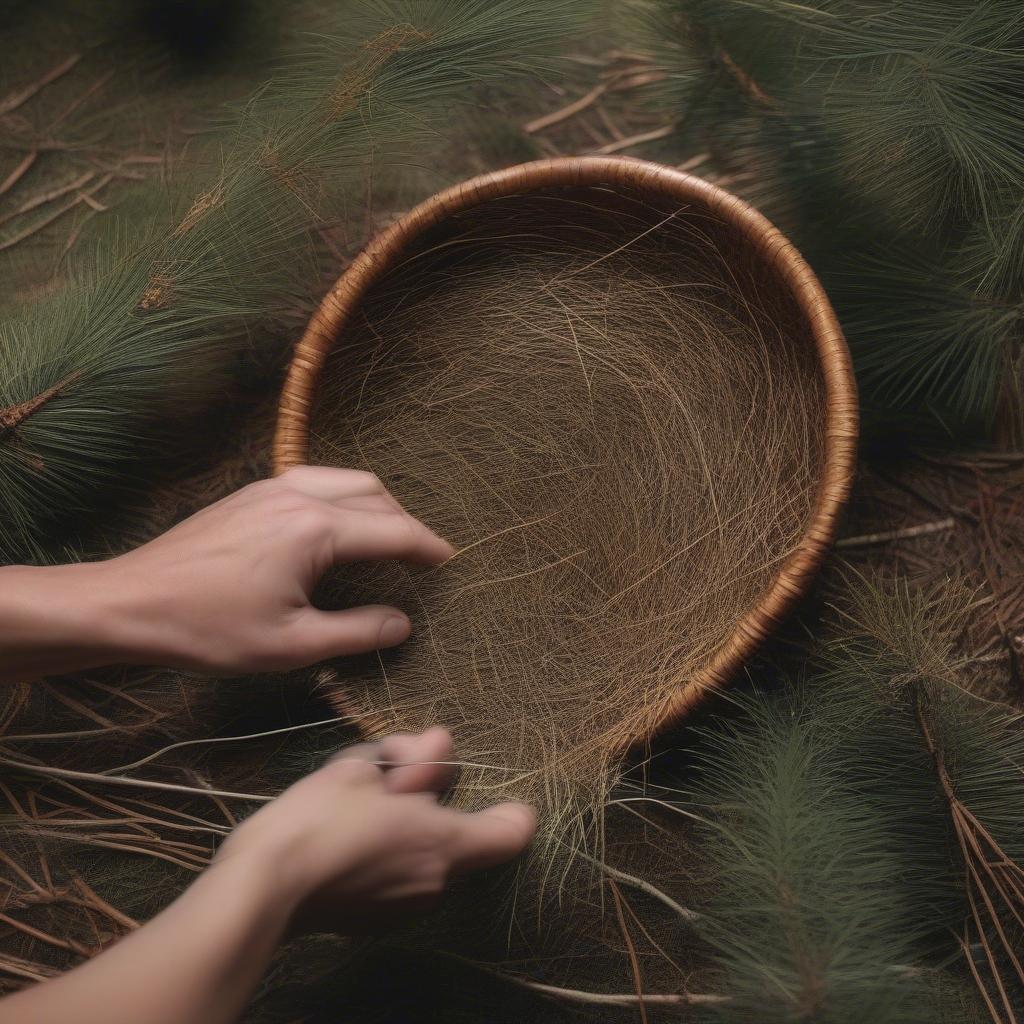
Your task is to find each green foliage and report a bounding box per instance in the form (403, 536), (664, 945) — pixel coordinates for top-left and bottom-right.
(0, 0), (587, 564)
(832, 247), (1017, 434)
(641, 0), (1024, 439)
(829, 574), (1024, 863)
(689, 681), (957, 1024)
(680, 572), (1024, 1022)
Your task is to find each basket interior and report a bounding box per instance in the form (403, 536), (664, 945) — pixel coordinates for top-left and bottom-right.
(306, 183), (828, 853)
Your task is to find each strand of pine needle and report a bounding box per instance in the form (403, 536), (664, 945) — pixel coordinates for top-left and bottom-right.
(46, 777), (230, 834)
(609, 877), (650, 1024)
(955, 802), (1024, 935)
(915, 700), (1023, 1022)
(101, 716), (358, 774)
(0, 755), (274, 803)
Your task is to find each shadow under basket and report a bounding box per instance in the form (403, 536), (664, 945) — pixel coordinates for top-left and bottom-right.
(273, 157), (857, 831)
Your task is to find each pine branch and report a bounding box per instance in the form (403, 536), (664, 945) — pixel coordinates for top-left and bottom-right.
(639, 0), (1024, 438)
(673, 569), (1024, 1022)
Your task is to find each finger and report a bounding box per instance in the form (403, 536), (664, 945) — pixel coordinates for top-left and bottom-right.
(328, 509), (455, 566)
(292, 604), (412, 662)
(447, 802), (537, 874)
(379, 726), (456, 795)
(279, 466), (390, 502)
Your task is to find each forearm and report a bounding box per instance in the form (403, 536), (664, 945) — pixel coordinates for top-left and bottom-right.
(0, 560), (177, 684)
(0, 563), (113, 682)
(0, 853), (293, 1024)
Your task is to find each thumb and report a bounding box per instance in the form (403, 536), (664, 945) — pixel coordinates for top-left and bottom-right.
(292, 605), (411, 662)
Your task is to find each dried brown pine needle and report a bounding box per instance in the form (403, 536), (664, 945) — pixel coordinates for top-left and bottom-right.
(308, 189), (827, 875)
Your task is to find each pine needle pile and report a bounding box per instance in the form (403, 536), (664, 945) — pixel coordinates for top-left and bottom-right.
(309, 187), (827, 866)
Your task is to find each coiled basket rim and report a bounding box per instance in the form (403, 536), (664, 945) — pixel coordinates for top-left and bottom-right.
(272, 155), (859, 742)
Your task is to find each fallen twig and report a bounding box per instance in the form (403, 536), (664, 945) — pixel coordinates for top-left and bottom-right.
(0, 951), (59, 984)
(609, 879), (649, 1024)
(836, 518), (956, 549)
(0, 150), (37, 196)
(589, 124), (675, 155)
(677, 152), (710, 172)
(523, 83), (607, 134)
(72, 877), (139, 931)
(446, 947), (726, 1011)
(50, 69), (115, 129)
(0, 170), (96, 227)
(499, 975), (726, 1010)
(0, 173), (113, 252)
(0, 54), (82, 117)
(0, 910), (90, 956)
(577, 850), (699, 922)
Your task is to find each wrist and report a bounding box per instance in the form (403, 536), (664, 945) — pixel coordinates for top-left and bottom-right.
(0, 561), (140, 681)
(203, 843), (300, 936)
(216, 797), (366, 935)
(213, 830), (319, 933)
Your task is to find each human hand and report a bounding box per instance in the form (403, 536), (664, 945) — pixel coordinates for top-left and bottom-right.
(0, 727), (530, 1024)
(101, 467), (454, 674)
(216, 727), (536, 934)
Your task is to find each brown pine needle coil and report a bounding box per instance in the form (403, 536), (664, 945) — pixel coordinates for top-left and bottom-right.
(274, 158), (857, 868)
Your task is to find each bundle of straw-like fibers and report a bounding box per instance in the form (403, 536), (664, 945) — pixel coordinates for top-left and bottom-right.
(298, 179), (841, 868)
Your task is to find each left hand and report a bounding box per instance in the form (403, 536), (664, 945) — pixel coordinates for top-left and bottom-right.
(0, 466), (454, 683)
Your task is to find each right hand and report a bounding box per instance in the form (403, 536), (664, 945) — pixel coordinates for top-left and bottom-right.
(215, 727), (536, 934)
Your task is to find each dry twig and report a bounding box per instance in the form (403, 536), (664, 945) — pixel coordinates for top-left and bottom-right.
(0, 151), (37, 196)
(916, 701), (1024, 1023)
(836, 518), (956, 549)
(0, 54), (82, 117)
(523, 83), (608, 134)
(589, 124), (676, 155)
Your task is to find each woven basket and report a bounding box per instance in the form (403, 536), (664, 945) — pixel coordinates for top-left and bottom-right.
(273, 156), (858, 738)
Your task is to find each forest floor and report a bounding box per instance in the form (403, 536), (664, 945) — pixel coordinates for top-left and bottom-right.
(1, 22), (1021, 1023)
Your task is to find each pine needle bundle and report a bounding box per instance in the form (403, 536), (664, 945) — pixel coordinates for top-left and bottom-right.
(0, 0), (587, 564)
(307, 187), (828, 872)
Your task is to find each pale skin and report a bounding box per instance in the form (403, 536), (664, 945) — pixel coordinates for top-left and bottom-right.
(0, 467), (536, 1024)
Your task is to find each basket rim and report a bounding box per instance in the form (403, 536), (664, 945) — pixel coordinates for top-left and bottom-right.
(272, 155), (859, 743)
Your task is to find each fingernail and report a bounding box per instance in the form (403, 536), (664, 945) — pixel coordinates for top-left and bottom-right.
(378, 614), (411, 648)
